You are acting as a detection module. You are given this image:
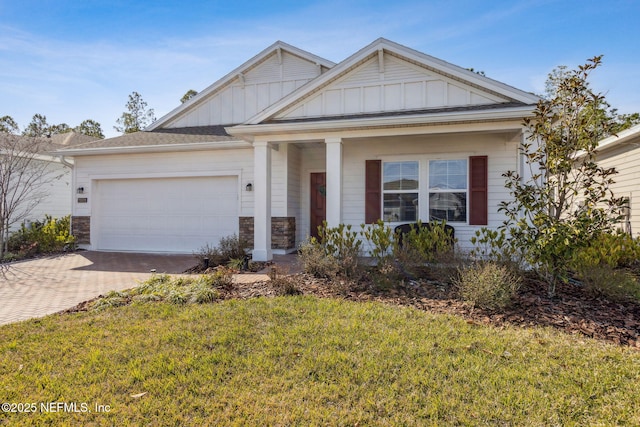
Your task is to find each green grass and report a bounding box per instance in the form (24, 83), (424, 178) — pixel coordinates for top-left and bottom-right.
(0, 297), (639, 426)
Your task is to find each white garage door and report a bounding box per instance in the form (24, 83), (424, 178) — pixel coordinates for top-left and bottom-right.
(95, 176), (238, 253)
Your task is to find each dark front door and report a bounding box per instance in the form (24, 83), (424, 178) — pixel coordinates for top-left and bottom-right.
(310, 172), (326, 240)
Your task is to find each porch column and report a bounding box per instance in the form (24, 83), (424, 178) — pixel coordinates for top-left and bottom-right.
(253, 140), (272, 261)
(325, 137), (343, 227)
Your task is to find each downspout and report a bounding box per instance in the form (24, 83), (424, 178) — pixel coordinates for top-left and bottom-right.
(57, 155), (74, 169)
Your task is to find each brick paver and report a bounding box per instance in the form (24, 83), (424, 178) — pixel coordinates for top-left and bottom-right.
(0, 252), (301, 326)
(0, 252), (196, 325)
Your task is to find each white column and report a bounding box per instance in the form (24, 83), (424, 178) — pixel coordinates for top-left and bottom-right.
(253, 141), (272, 261)
(325, 137), (343, 227)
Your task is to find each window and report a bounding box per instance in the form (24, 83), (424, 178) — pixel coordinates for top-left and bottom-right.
(429, 159), (467, 222)
(382, 161), (418, 222)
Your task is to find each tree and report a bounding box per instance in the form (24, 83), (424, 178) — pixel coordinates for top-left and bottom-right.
(0, 134), (66, 256)
(499, 56), (627, 296)
(22, 114), (50, 137)
(74, 119), (104, 139)
(180, 89), (198, 104)
(114, 91), (156, 134)
(0, 116), (19, 134)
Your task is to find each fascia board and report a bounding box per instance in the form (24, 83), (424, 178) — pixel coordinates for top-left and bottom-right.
(230, 105), (536, 137)
(148, 41), (335, 131)
(56, 141), (252, 157)
(594, 123), (640, 153)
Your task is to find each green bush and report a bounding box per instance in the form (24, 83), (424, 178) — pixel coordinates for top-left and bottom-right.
(311, 221), (362, 279)
(392, 220), (457, 279)
(361, 220), (394, 265)
(195, 234), (249, 267)
(571, 231), (640, 270)
(576, 265), (640, 302)
(7, 215), (75, 256)
(455, 262), (521, 310)
(298, 238), (341, 279)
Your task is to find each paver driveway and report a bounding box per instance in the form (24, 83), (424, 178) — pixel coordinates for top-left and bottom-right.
(0, 251), (196, 325)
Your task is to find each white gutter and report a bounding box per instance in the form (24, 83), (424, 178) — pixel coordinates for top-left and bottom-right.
(57, 155), (74, 168)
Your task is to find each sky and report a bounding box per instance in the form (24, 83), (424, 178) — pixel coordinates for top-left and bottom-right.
(1, 0), (639, 138)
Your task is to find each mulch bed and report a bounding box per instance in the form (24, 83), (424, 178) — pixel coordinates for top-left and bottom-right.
(219, 272), (640, 349)
(64, 266), (640, 349)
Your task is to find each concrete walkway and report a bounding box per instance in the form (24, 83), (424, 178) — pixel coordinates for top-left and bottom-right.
(0, 252), (195, 326)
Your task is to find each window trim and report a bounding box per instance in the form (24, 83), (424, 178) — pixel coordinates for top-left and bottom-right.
(427, 158), (469, 224)
(381, 160), (420, 224)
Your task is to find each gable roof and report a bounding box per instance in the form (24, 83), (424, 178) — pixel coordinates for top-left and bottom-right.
(243, 38), (541, 126)
(147, 41), (336, 130)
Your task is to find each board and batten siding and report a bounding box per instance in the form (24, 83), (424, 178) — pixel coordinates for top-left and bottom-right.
(596, 142), (640, 236)
(278, 54), (507, 120)
(166, 50), (323, 128)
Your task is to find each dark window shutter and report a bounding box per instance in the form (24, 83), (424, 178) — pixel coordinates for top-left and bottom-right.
(365, 160), (382, 224)
(469, 156), (488, 225)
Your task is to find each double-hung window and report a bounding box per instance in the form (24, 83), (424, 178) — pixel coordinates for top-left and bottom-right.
(382, 161), (419, 222)
(428, 159), (467, 222)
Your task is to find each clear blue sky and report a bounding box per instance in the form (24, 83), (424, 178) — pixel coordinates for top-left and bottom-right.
(1, 0), (638, 138)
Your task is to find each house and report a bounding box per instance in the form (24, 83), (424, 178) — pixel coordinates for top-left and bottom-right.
(1, 131), (97, 232)
(594, 124), (640, 236)
(58, 38), (541, 260)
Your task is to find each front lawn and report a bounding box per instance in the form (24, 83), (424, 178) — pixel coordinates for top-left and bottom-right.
(1, 297), (639, 425)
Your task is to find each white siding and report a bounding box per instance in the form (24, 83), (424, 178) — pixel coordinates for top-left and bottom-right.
(278, 55), (509, 120)
(596, 141), (640, 236)
(166, 51), (321, 127)
(295, 133), (519, 251)
(73, 149), (254, 221)
(16, 161), (72, 229)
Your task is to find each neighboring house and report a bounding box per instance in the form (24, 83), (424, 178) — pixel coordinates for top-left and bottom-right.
(58, 38), (541, 260)
(594, 124), (640, 236)
(2, 131), (97, 231)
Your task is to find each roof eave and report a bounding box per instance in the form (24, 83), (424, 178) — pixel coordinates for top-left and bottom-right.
(228, 105), (535, 138)
(56, 140), (252, 157)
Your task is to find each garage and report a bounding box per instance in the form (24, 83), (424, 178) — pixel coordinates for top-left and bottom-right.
(94, 176), (238, 253)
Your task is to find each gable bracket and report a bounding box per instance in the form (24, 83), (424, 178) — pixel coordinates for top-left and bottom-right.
(378, 48), (385, 74)
(237, 73), (245, 88)
(276, 47), (282, 65)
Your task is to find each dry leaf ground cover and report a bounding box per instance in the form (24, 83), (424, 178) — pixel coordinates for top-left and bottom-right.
(0, 273), (639, 426)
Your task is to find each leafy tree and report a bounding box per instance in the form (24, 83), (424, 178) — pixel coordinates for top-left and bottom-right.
(74, 119), (104, 139)
(180, 89), (198, 104)
(0, 116), (19, 134)
(499, 56), (627, 296)
(114, 91), (156, 134)
(0, 134), (66, 256)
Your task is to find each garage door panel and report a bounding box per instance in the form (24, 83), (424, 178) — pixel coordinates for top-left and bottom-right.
(96, 176), (238, 253)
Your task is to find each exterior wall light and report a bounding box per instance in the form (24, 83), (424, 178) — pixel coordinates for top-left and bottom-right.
(77, 187), (85, 194)
(246, 183), (253, 192)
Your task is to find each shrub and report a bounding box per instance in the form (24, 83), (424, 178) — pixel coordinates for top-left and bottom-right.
(571, 231), (640, 270)
(455, 262), (521, 310)
(470, 227), (524, 269)
(393, 220), (457, 279)
(7, 215), (75, 256)
(575, 265), (640, 302)
(361, 220), (394, 265)
(298, 238), (341, 279)
(318, 222), (362, 277)
(195, 234), (249, 268)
